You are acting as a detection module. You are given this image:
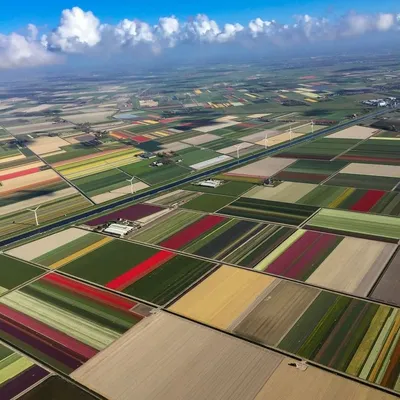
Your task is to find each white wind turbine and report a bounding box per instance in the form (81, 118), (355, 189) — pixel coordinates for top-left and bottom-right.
(126, 176), (136, 194)
(311, 120), (315, 134)
(28, 205), (41, 226)
(235, 143), (245, 161)
(264, 132), (269, 149)
(289, 125), (293, 141)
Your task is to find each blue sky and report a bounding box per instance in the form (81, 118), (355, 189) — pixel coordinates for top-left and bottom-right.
(2, 0), (399, 33)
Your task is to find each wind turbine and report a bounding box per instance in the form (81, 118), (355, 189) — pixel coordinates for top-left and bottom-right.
(126, 176), (136, 194)
(311, 120), (315, 134)
(289, 125), (293, 141)
(264, 132), (269, 149)
(28, 205), (41, 226)
(235, 143), (245, 161)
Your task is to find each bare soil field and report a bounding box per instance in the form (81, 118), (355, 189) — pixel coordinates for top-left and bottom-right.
(6, 227), (89, 261)
(226, 157), (296, 179)
(91, 181), (149, 204)
(327, 126), (378, 140)
(218, 142), (254, 155)
(306, 237), (396, 296)
(182, 133), (220, 145)
(72, 311), (283, 400)
(27, 136), (70, 155)
(340, 163), (400, 178)
(239, 130), (280, 143)
(244, 182), (317, 203)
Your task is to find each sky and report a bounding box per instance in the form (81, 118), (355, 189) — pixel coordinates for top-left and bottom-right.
(1, 1), (400, 70)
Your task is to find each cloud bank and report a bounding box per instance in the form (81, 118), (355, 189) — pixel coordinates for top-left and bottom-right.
(1, 7), (400, 69)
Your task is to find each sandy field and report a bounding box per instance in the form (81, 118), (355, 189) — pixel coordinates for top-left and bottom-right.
(169, 265), (276, 330)
(160, 142), (191, 152)
(255, 132), (303, 147)
(190, 155), (232, 170)
(7, 121), (74, 135)
(41, 150), (66, 157)
(0, 169), (60, 195)
(63, 111), (116, 124)
(21, 104), (53, 113)
(307, 237), (396, 296)
(340, 163), (400, 178)
(255, 357), (394, 400)
(91, 182), (149, 204)
(182, 133), (220, 145)
(72, 311), (283, 400)
(239, 130), (280, 143)
(244, 182), (317, 203)
(248, 113), (270, 118)
(6, 227), (89, 261)
(217, 142), (254, 155)
(0, 153), (25, 165)
(0, 187), (78, 216)
(327, 126), (378, 140)
(27, 136), (70, 155)
(226, 157), (296, 178)
(195, 121), (240, 133)
(65, 133), (96, 144)
(215, 115), (239, 122)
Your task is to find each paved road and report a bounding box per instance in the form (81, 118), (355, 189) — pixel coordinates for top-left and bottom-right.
(0, 108), (391, 248)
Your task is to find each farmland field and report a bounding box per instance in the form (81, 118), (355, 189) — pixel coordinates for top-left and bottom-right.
(306, 208), (400, 241)
(273, 159), (348, 183)
(275, 138), (359, 160)
(324, 173), (399, 191)
(48, 238), (218, 305)
(338, 139), (400, 165)
(184, 181), (254, 197)
(2, 55), (400, 400)
(181, 193), (235, 212)
(0, 343), (50, 399)
(169, 265), (400, 394)
(253, 230), (396, 296)
(219, 198), (319, 225)
(0, 256), (45, 295)
(0, 194), (91, 240)
(0, 273), (152, 373)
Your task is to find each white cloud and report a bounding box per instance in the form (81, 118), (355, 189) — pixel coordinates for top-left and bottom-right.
(249, 18), (276, 38)
(376, 13), (395, 31)
(45, 7), (101, 52)
(217, 23), (244, 42)
(0, 31), (59, 69)
(2, 8), (400, 69)
(113, 19), (154, 46)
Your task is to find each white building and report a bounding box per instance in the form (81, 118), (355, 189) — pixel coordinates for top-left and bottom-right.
(104, 223), (134, 237)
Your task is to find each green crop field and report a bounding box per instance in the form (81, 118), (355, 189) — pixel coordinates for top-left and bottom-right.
(181, 193), (235, 212)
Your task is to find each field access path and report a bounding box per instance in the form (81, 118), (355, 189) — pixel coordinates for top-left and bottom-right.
(0, 107), (393, 249)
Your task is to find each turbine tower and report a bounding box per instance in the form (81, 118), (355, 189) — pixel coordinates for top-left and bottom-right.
(264, 132), (269, 149)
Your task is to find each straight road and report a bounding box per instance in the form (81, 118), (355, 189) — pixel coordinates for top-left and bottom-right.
(0, 107), (391, 248)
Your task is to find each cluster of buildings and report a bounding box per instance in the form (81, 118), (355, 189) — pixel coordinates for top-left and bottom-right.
(361, 97), (398, 107)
